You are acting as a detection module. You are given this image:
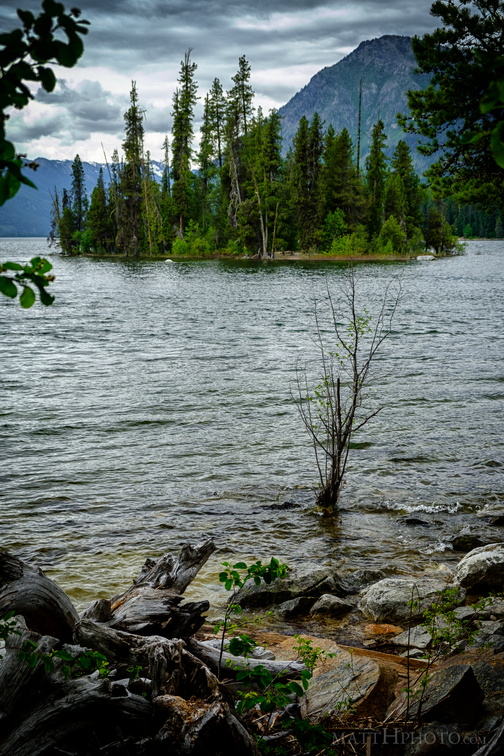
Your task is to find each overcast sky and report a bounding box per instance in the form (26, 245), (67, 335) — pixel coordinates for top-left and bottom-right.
(1, 0), (439, 163)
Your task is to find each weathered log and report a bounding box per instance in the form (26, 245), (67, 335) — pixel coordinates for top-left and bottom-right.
(82, 540), (216, 639)
(188, 638), (305, 677)
(0, 551), (79, 642)
(0, 617), (152, 756)
(75, 618), (221, 700)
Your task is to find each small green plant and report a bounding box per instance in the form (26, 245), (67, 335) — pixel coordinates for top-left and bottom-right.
(232, 635), (334, 719)
(127, 664), (143, 681)
(0, 611), (20, 659)
(216, 557), (288, 678)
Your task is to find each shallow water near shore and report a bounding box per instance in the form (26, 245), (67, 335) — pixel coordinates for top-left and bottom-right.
(1, 239), (503, 611)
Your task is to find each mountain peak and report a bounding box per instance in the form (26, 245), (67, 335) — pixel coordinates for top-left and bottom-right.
(279, 34), (429, 170)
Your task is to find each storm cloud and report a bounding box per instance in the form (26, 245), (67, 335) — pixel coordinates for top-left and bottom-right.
(0, 0), (438, 160)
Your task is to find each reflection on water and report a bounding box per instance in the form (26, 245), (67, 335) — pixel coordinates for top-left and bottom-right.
(1, 239), (503, 608)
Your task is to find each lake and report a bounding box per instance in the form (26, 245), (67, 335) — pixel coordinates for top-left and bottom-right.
(1, 239), (503, 610)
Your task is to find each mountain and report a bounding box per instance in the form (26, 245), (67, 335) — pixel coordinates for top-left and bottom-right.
(0, 158), (164, 238)
(278, 35), (431, 171)
(0, 158), (104, 238)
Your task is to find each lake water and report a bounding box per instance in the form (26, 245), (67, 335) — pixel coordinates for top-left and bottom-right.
(1, 239), (503, 610)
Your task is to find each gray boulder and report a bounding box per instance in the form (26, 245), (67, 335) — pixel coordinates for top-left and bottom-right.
(309, 594), (354, 617)
(455, 543), (504, 590)
(358, 577), (465, 624)
(234, 565), (344, 608)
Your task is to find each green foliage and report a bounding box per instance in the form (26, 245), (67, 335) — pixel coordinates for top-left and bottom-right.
(0, 256), (55, 306)
(0, 1), (89, 205)
(0, 612), (20, 659)
(402, 0), (504, 211)
(365, 120), (388, 240)
(216, 557), (287, 679)
(377, 215), (408, 254)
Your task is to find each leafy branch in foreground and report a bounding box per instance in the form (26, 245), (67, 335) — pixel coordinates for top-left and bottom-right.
(0, 257), (55, 307)
(216, 557), (287, 679)
(0, 0), (89, 205)
(296, 270), (401, 515)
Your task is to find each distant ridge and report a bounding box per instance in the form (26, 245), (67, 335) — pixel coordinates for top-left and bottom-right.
(278, 35), (430, 171)
(0, 158), (163, 238)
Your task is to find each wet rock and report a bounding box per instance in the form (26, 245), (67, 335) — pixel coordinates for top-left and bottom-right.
(342, 568), (387, 594)
(234, 565), (345, 608)
(391, 625), (432, 650)
(309, 594), (354, 617)
(455, 544), (504, 590)
(358, 577), (465, 624)
(476, 509), (504, 526)
(277, 596), (316, 619)
(264, 501), (301, 511)
(449, 526), (500, 552)
(389, 664), (484, 725)
(397, 515), (431, 527)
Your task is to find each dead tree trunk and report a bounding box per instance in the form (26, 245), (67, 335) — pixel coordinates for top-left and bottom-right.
(0, 550), (79, 641)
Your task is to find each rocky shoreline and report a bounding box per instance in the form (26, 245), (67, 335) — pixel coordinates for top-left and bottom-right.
(1, 540), (504, 755)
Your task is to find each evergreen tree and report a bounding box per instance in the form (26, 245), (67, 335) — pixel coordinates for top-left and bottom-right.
(70, 154), (88, 235)
(86, 168), (114, 253)
(400, 0), (504, 211)
(171, 50), (198, 235)
(228, 56), (254, 136)
(390, 140), (423, 237)
(290, 113), (324, 250)
(321, 126), (364, 229)
(365, 120), (388, 240)
(208, 78), (226, 168)
(117, 81), (145, 256)
(58, 188), (76, 254)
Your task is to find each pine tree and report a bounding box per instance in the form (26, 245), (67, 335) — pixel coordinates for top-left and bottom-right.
(208, 78), (227, 168)
(171, 50), (198, 236)
(70, 154), (88, 235)
(290, 113), (324, 250)
(86, 168), (114, 254)
(390, 140), (423, 237)
(321, 126), (364, 229)
(58, 188), (76, 255)
(117, 82), (145, 256)
(228, 56), (254, 136)
(365, 120), (388, 240)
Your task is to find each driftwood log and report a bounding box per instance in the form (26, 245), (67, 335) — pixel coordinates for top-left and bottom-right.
(0, 542), (262, 756)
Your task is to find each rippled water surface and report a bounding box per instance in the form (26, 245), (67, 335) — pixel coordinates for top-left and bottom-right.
(1, 240), (503, 608)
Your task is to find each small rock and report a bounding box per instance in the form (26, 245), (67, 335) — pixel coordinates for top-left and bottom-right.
(397, 516), (431, 527)
(391, 625), (432, 650)
(455, 543), (504, 590)
(309, 594), (354, 617)
(278, 596), (316, 619)
(364, 623), (404, 636)
(476, 598), (504, 620)
(342, 568), (387, 594)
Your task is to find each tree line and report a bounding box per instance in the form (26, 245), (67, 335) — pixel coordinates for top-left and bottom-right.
(51, 52), (466, 259)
